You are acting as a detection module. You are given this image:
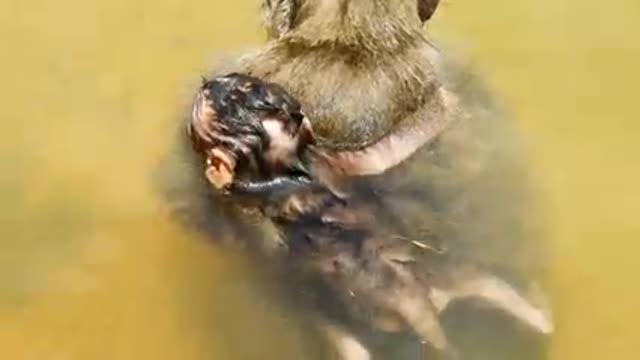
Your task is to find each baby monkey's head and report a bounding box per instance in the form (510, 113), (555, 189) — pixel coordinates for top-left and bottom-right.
(189, 73), (316, 189)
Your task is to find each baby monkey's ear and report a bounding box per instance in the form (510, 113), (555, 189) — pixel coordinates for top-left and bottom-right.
(263, 0), (300, 38)
(204, 148), (236, 191)
(418, 0), (440, 23)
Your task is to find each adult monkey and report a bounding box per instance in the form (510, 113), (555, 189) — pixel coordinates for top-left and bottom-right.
(162, 0), (552, 359)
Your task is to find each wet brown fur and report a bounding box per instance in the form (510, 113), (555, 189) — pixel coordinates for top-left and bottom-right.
(217, 0), (450, 150)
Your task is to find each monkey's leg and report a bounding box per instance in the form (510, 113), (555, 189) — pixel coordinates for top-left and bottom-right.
(431, 270), (554, 335)
(393, 295), (452, 357)
(321, 322), (371, 360)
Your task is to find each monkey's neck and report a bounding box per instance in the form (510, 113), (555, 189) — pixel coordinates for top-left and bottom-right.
(284, 4), (423, 54)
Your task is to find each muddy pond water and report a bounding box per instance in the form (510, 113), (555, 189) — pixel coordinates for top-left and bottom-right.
(1, 0), (639, 359)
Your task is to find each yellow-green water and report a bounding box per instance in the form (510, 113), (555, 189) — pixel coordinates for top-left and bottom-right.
(1, 0), (638, 359)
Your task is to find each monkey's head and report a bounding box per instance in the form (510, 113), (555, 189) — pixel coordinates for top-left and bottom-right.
(189, 73), (316, 190)
(262, 0), (440, 39)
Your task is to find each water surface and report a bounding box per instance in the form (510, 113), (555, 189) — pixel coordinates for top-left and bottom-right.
(1, 0), (638, 359)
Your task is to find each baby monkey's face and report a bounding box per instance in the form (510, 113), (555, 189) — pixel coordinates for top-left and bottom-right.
(189, 73), (315, 190)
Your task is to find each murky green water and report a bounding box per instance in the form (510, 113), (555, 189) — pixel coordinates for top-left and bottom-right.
(1, 0), (638, 359)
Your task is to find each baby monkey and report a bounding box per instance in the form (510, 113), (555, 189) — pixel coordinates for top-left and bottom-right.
(189, 73), (332, 212)
(188, 73), (553, 359)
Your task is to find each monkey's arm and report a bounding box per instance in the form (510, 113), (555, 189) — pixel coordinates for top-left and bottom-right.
(231, 175), (322, 201)
(323, 87), (461, 177)
(202, 145), (321, 201)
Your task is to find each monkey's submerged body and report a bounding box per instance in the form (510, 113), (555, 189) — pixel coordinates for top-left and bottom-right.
(188, 73), (453, 353)
(186, 74), (552, 359)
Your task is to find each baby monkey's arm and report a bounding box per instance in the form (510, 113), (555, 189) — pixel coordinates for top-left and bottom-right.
(230, 175), (319, 201)
(204, 144), (326, 203)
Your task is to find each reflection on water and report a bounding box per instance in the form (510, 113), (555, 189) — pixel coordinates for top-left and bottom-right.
(0, 0), (638, 359)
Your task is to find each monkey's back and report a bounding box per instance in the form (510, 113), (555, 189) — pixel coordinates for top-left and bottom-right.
(243, 43), (441, 150)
